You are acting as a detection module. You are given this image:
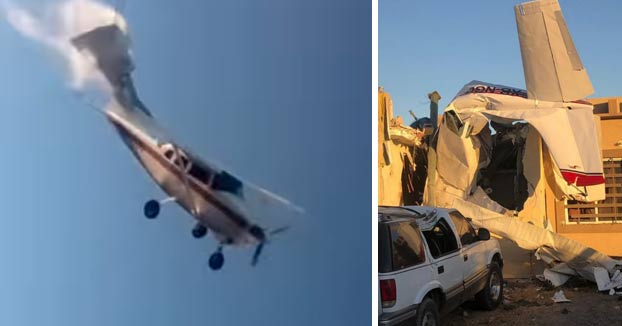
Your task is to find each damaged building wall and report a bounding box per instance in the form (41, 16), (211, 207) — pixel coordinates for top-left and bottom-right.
(423, 81), (620, 282)
(378, 88), (425, 206)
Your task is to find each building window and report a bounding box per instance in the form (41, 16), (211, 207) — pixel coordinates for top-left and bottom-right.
(565, 158), (622, 224)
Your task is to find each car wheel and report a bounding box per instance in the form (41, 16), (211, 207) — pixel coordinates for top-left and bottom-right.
(475, 261), (503, 310)
(414, 297), (439, 326)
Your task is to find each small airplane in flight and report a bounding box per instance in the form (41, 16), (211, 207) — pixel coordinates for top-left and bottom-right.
(71, 24), (301, 271)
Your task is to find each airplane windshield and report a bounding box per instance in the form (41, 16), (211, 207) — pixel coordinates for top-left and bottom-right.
(158, 143), (242, 196)
(188, 160), (213, 185)
(212, 171), (243, 198)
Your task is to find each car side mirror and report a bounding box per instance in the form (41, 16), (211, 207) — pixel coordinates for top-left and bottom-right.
(477, 228), (490, 241)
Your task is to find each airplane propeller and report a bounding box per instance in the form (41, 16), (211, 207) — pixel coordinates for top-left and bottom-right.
(269, 226), (291, 236)
(251, 226), (290, 267)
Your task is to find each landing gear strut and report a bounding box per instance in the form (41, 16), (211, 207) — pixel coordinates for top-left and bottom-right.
(209, 247), (225, 271)
(143, 197), (175, 219)
(192, 224), (208, 239)
(144, 200), (160, 219)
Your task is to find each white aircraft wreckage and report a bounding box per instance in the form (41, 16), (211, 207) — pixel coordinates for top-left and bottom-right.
(70, 24), (303, 271)
(423, 0), (621, 285)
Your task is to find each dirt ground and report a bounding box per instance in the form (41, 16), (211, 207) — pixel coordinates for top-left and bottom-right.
(444, 278), (622, 326)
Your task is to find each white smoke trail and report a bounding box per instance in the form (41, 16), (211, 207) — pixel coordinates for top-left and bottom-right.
(2, 0), (128, 91)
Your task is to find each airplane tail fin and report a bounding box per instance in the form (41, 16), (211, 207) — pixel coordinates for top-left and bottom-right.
(515, 0), (593, 102)
(71, 24), (152, 116)
(71, 24), (134, 90)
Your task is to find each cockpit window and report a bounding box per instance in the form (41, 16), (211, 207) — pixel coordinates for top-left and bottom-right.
(212, 171), (243, 197)
(175, 155), (189, 169)
(188, 162), (212, 185)
(164, 149), (174, 160)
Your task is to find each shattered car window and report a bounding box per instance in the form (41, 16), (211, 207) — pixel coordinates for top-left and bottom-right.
(422, 218), (459, 258)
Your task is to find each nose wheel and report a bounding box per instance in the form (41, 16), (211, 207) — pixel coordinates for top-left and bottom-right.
(144, 200), (160, 219)
(143, 197), (175, 219)
(192, 223), (208, 239)
(208, 247), (225, 271)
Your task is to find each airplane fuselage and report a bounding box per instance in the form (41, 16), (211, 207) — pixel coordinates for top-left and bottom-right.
(105, 109), (259, 247)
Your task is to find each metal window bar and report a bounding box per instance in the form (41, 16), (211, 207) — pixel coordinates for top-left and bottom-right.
(564, 158), (622, 224)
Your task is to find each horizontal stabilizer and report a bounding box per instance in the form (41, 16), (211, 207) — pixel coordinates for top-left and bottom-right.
(515, 0), (593, 102)
(71, 24), (134, 89)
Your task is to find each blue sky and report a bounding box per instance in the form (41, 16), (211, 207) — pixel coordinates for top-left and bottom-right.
(0, 0), (370, 325)
(380, 0), (622, 121)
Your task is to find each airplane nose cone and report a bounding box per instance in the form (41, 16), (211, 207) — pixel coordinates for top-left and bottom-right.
(249, 225), (265, 241)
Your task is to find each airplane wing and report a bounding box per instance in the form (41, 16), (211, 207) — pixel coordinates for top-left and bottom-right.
(515, 0), (593, 102)
(185, 150), (305, 217)
(245, 182), (305, 215)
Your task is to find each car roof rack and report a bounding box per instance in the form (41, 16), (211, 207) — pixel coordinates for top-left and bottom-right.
(378, 206), (425, 221)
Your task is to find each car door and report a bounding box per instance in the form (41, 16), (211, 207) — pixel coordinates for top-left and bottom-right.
(449, 210), (488, 298)
(421, 216), (464, 312)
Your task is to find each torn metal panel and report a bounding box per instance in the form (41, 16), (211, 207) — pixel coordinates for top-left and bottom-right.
(447, 81), (606, 194)
(593, 267), (622, 292)
(594, 267), (611, 291)
(542, 267), (572, 287)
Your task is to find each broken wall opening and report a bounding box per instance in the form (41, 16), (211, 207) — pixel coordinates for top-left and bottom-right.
(477, 121), (530, 212)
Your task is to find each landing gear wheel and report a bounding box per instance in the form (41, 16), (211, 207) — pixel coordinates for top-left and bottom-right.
(208, 250), (225, 271)
(475, 262), (503, 310)
(144, 200), (160, 219)
(192, 224), (208, 239)
(249, 225), (265, 241)
(414, 297), (439, 326)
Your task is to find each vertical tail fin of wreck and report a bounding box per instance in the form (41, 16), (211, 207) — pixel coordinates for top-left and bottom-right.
(515, 0), (593, 102)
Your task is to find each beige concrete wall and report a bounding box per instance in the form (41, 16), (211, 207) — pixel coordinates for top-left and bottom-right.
(379, 142), (409, 206)
(497, 238), (545, 278)
(600, 119), (622, 151)
(561, 233), (622, 257)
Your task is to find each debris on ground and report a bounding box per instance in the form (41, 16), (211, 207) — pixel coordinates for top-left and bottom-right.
(445, 279), (622, 326)
(552, 290), (571, 303)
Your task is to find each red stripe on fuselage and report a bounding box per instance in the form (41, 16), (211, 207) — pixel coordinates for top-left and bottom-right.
(560, 170), (605, 187)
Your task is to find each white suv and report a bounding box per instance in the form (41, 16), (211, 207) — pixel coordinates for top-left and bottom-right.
(378, 206), (504, 326)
